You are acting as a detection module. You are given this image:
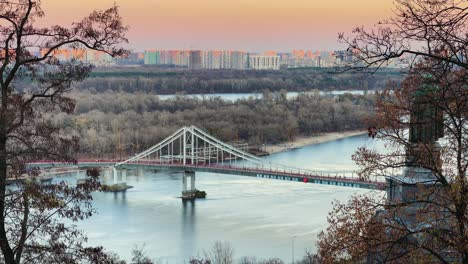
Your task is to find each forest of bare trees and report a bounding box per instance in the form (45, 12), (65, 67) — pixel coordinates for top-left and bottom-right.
(52, 91), (378, 158)
(75, 67), (401, 94)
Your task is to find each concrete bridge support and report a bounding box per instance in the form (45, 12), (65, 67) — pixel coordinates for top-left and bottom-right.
(122, 169), (127, 183)
(182, 171), (196, 197)
(113, 167), (117, 183)
(112, 168), (127, 184)
(137, 168), (144, 177)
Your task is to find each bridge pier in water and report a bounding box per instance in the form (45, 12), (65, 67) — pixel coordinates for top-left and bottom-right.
(182, 171), (196, 196)
(112, 168), (127, 184)
(181, 171), (206, 200)
(102, 168), (132, 193)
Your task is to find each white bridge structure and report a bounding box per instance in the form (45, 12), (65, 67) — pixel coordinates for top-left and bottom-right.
(111, 126), (384, 196)
(28, 126), (385, 197)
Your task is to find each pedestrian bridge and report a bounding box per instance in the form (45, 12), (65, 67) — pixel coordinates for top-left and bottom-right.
(29, 126), (385, 194)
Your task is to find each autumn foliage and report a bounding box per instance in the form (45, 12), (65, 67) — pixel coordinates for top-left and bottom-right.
(318, 0), (467, 263)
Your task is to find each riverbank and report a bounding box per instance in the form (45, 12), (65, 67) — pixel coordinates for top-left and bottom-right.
(264, 130), (367, 154)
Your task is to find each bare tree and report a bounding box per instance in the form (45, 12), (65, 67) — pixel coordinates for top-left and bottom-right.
(203, 241), (234, 264)
(339, 0), (467, 72)
(257, 258), (284, 264)
(318, 0), (467, 263)
(238, 256), (258, 264)
(131, 244), (153, 264)
(189, 258), (211, 264)
(296, 250), (321, 264)
(0, 1), (127, 263)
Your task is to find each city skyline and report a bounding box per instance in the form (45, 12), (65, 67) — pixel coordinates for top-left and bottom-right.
(40, 0), (394, 52)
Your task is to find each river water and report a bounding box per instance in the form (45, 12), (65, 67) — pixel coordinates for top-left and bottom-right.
(62, 134), (385, 263)
(158, 90), (374, 101)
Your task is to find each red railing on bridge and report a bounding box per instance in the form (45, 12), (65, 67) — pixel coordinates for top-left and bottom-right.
(28, 159), (386, 190)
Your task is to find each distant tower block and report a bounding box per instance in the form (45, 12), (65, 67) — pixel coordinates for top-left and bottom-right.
(189, 50), (202, 69)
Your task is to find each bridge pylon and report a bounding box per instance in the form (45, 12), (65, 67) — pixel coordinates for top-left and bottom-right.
(115, 125), (264, 168)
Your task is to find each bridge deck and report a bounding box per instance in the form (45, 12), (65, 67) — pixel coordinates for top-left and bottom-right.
(28, 160), (385, 190)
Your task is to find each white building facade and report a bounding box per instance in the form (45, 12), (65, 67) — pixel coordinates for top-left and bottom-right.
(248, 55), (280, 70)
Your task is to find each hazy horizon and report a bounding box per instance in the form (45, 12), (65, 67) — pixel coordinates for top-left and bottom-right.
(40, 0), (394, 52)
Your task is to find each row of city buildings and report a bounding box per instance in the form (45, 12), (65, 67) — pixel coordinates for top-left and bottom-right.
(141, 49), (407, 69)
(141, 49), (341, 70)
(27, 48), (408, 69)
(39, 48), (115, 66)
(143, 50), (281, 70)
(0, 48), (116, 66)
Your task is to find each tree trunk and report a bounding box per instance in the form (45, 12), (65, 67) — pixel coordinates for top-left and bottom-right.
(0, 81), (15, 263)
(0, 136), (15, 264)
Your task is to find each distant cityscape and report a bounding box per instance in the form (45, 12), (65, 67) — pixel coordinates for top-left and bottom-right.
(40, 48), (409, 69)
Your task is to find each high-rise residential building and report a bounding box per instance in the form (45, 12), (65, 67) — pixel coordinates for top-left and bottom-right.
(159, 50), (169, 64)
(263, 51), (277, 56)
(144, 49), (158, 64)
(40, 48), (113, 66)
(222, 50), (232, 69)
(248, 55), (280, 70)
(231, 51), (248, 69)
(201, 50), (222, 69)
(287, 49), (324, 68)
(292, 49), (305, 59)
(86, 50), (113, 65)
(116, 52), (144, 65)
(200, 50), (248, 70)
(212, 50), (222, 69)
(333, 50), (354, 65)
(143, 50), (190, 66)
(278, 53), (290, 66)
(319, 51), (335, 67)
(40, 48), (86, 62)
(189, 50), (202, 69)
(171, 50), (190, 66)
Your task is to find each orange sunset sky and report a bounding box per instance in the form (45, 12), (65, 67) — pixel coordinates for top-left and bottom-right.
(41, 0), (394, 52)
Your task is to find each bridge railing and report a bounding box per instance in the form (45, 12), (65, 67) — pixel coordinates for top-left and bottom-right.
(28, 158), (383, 184)
(27, 159), (387, 189)
(112, 125), (363, 179)
(119, 159), (384, 185)
(119, 158), (358, 178)
(28, 125), (388, 188)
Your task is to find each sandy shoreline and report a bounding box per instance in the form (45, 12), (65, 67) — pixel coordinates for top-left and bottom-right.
(264, 130), (367, 154)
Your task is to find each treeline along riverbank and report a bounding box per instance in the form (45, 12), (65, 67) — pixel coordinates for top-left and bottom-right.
(51, 91), (378, 158)
(77, 66), (401, 94)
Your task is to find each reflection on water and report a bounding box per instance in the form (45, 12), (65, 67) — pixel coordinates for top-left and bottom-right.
(182, 200), (196, 257)
(112, 191), (127, 204)
(62, 134), (385, 262)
